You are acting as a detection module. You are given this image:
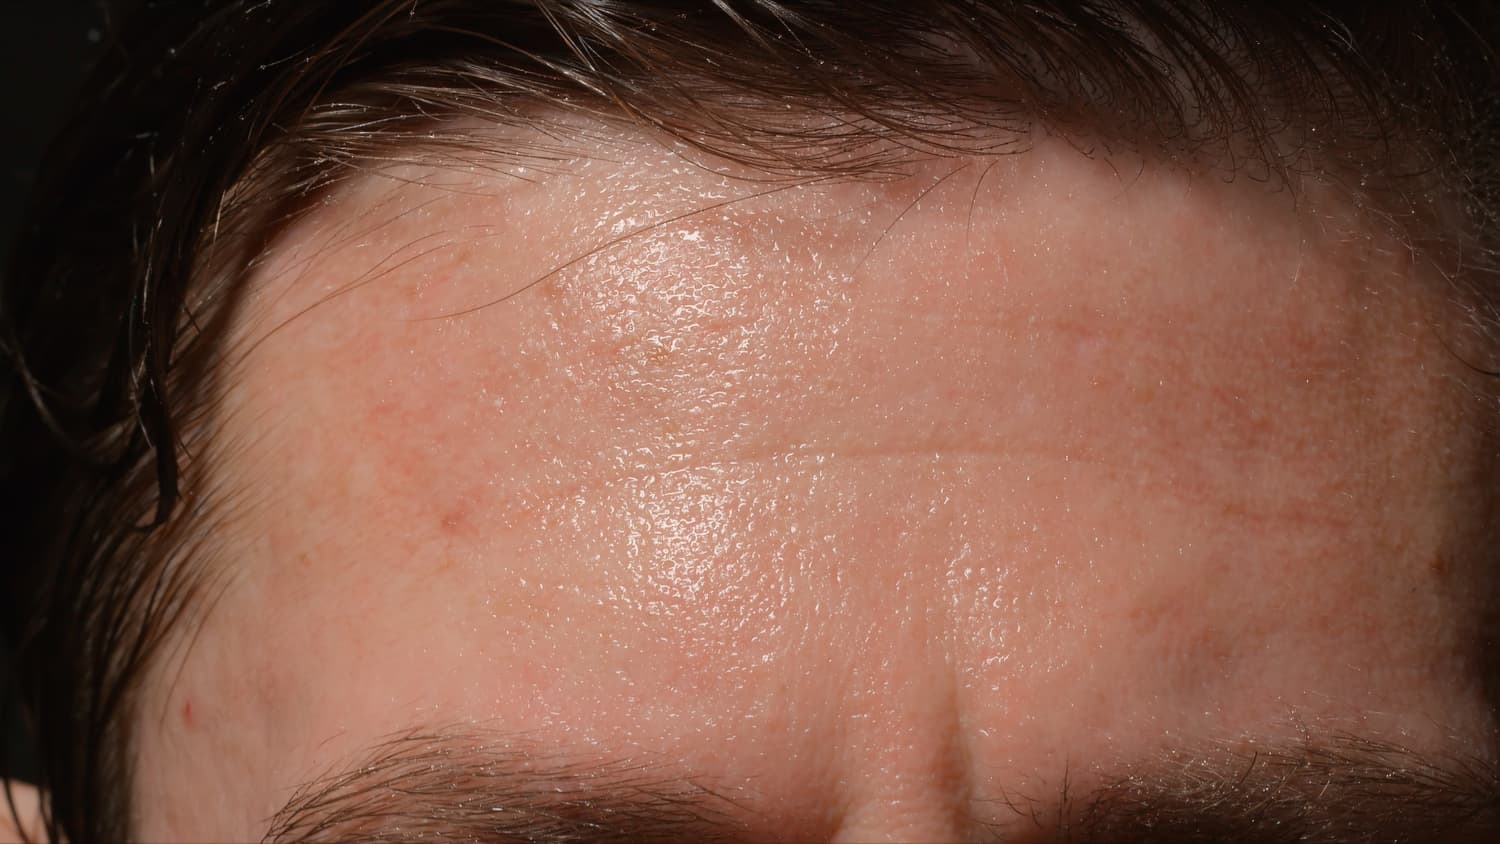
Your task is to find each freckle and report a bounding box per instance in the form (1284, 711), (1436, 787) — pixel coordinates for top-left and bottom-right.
(1429, 553), (1449, 577)
(440, 505), (470, 535)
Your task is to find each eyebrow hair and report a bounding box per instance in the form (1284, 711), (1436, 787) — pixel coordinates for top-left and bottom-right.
(262, 729), (753, 844)
(265, 727), (1500, 844)
(10, 2), (1500, 841)
(1059, 731), (1500, 844)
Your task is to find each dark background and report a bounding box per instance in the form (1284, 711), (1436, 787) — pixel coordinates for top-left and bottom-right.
(2, 0), (111, 783)
(1, 1), (109, 261)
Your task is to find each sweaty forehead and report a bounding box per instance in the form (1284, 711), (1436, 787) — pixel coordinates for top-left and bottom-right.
(134, 122), (1497, 840)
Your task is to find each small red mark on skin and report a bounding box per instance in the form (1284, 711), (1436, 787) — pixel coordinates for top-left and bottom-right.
(440, 499), (475, 538)
(181, 699), (194, 728)
(1429, 553), (1449, 577)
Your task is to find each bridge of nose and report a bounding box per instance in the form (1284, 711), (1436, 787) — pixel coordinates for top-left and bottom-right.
(806, 605), (1009, 844)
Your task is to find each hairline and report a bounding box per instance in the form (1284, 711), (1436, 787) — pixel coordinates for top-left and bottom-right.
(125, 15), (1500, 841)
(134, 9), (1500, 838)
(5, 2), (1498, 841)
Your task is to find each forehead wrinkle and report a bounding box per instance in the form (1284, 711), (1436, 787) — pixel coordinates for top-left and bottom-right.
(146, 94), (1494, 844)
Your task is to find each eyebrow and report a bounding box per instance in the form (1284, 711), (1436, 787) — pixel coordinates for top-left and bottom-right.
(262, 729), (752, 844)
(1056, 732), (1500, 844)
(263, 728), (1500, 843)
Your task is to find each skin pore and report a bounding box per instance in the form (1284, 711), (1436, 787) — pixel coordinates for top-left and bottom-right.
(128, 119), (1498, 841)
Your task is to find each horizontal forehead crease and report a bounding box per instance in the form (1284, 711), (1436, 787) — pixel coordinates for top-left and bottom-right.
(88, 4), (1500, 843)
(224, 119), (1496, 702)
(243, 125), (1475, 511)
(149, 114), (1500, 844)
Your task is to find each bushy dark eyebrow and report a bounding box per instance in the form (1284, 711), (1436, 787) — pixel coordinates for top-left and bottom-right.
(261, 728), (753, 844)
(1055, 731), (1500, 844)
(265, 727), (1500, 844)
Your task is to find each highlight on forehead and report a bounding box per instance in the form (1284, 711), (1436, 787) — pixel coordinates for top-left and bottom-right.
(9, 3), (1500, 843)
(217, 0), (1499, 362)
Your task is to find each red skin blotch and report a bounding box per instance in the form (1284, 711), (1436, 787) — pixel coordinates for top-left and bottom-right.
(181, 699), (194, 728)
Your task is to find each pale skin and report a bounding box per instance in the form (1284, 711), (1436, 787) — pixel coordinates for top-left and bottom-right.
(32, 122), (1494, 841)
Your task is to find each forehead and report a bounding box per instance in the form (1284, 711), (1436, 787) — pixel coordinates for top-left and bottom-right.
(136, 123), (1496, 839)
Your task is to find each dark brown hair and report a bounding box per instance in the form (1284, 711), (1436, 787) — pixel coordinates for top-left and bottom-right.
(3, 1), (1498, 840)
